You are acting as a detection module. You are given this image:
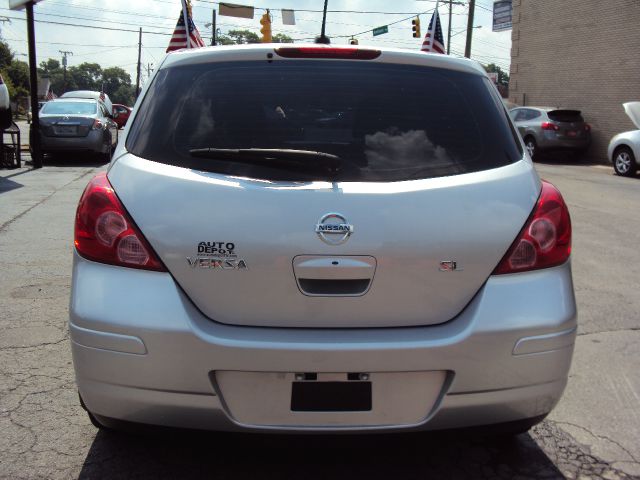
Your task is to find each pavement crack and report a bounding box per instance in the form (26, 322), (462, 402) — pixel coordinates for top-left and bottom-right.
(552, 420), (640, 463)
(577, 327), (640, 337)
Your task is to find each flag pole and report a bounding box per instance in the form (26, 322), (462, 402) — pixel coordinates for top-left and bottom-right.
(181, 0), (190, 48)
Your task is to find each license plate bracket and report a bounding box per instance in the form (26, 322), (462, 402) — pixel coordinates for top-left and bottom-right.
(291, 381), (372, 412)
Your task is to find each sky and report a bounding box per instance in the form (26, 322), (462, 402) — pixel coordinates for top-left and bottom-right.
(0, 0), (512, 86)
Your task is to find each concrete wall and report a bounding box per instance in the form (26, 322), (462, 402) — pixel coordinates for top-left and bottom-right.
(509, 0), (640, 161)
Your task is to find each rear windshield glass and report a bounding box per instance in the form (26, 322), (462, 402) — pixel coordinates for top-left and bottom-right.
(42, 101), (97, 115)
(127, 61), (521, 182)
(547, 110), (584, 123)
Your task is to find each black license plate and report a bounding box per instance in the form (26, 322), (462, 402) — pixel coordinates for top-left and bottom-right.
(291, 381), (372, 412)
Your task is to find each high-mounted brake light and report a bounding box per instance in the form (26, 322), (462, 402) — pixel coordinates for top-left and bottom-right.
(274, 47), (381, 60)
(74, 173), (166, 271)
(493, 180), (571, 275)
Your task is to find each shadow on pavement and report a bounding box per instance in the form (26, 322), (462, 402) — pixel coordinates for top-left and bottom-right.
(0, 176), (23, 194)
(79, 428), (564, 479)
(534, 151), (605, 167)
(35, 154), (108, 168)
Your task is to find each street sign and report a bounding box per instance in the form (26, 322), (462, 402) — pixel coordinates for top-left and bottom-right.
(372, 25), (389, 37)
(219, 3), (255, 19)
(492, 0), (512, 32)
(9, 0), (43, 10)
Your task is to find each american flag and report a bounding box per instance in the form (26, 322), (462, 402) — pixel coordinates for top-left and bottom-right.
(421, 9), (445, 54)
(166, 5), (206, 52)
(45, 88), (57, 100)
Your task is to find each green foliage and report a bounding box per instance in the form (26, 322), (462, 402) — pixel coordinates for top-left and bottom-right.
(483, 63), (510, 87)
(5, 60), (30, 98)
(68, 62), (102, 91)
(0, 41), (13, 70)
(216, 29), (293, 45)
(222, 29), (261, 44)
(272, 33), (293, 43)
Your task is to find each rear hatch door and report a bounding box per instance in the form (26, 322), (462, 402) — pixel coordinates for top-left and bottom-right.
(547, 109), (587, 139)
(109, 51), (538, 328)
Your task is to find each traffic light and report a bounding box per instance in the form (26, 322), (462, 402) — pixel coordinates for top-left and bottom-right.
(412, 17), (421, 38)
(349, 37), (359, 45)
(260, 10), (272, 43)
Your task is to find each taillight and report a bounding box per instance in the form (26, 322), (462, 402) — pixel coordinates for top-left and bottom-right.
(92, 119), (103, 130)
(274, 47), (381, 60)
(74, 173), (166, 271)
(493, 180), (571, 275)
(541, 121), (559, 131)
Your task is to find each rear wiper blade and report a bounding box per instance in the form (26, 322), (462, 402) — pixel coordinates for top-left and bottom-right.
(188, 148), (342, 173)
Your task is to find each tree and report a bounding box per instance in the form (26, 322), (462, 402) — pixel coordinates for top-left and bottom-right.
(484, 63), (509, 87)
(68, 62), (102, 91)
(0, 41), (13, 70)
(272, 33), (293, 43)
(101, 67), (131, 96)
(216, 30), (293, 45)
(224, 29), (261, 44)
(6, 60), (30, 98)
(39, 58), (62, 77)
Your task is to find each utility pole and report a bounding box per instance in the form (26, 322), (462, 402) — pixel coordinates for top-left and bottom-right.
(25, 2), (42, 169)
(135, 27), (142, 99)
(317, 0), (330, 44)
(446, 0), (453, 54)
(59, 50), (73, 93)
(146, 63), (154, 79)
(464, 0), (475, 58)
(211, 9), (216, 46)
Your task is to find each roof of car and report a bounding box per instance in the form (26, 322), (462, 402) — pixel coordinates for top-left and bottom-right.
(161, 43), (488, 77)
(48, 98), (97, 103)
(511, 106), (574, 112)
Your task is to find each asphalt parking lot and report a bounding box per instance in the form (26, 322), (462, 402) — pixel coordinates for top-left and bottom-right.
(1, 155), (639, 479)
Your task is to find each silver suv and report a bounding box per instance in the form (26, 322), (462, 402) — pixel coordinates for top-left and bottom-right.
(70, 45), (576, 434)
(509, 106), (591, 160)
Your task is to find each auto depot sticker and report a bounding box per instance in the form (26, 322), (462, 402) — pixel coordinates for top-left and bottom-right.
(186, 241), (248, 270)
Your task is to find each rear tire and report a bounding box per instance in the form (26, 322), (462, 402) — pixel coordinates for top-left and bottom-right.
(524, 136), (538, 160)
(613, 146), (637, 177)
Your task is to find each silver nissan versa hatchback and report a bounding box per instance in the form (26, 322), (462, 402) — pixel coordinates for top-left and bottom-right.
(70, 44), (577, 434)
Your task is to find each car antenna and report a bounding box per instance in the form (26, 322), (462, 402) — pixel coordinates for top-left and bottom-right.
(315, 0), (331, 44)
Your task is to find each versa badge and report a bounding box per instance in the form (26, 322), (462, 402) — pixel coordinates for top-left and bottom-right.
(187, 241), (248, 270)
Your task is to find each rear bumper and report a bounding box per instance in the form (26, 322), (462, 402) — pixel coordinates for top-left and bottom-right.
(40, 130), (105, 154)
(70, 251), (577, 432)
(538, 133), (590, 151)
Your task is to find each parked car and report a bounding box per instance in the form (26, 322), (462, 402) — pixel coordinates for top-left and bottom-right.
(38, 98), (118, 160)
(26, 101), (47, 124)
(509, 106), (591, 159)
(608, 102), (640, 177)
(112, 104), (132, 129)
(70, 45), (576, 435)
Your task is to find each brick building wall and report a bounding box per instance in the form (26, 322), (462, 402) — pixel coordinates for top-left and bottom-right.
(509, 0), (640, 161)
